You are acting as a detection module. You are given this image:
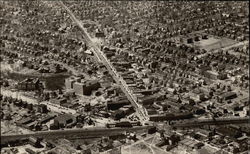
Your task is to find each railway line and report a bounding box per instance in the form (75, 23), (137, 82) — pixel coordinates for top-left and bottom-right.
(171, 117), (250, 128)
(1, 126), (153, 145)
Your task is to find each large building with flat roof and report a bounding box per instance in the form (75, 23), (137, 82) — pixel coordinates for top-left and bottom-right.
(65, 77), (101, 95)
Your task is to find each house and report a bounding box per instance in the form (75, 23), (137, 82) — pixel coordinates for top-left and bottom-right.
(39, 114), (56, 124)
(25, 148), (37, 154)
(240, 98), (249, 106)
(203, 70), (218, 80)
(16, 117), (33, 126)
(202, 34), (208, 39)
(52, 97), (67, 105)
(95, 32), (105, 38)
(187, 38), (193, 44)
(219, 91), (237, 100)
(194, 36), (200, 41)
(29, 137), (41, 147)
(155, 138), (167, 147)
(217, 73), (228, 80)
(146, 108), (158, 115)
(27, 103), (33, 110)
(168, 134), (181, 145)
(216, 126), (242, 139)
(197, 129), (213, 138)
(45, 140), (56, 148)
(17, 78), (43, 91)
(166, 87), (176, 94)
(24, 121), (37, 130)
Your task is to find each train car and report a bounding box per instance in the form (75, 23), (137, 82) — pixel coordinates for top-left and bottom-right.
(115, 121), (133, 128)
(149, 112), (193, 122)
(131, 121), (142, 126)
(25, 148), (36, 154)
(106, 121), (134, 128)
(149, 114), (175, 122)
(106, 123), (115, 128)
(174, 112), (193, 120)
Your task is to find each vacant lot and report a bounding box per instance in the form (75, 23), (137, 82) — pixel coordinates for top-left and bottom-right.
(122, 142), (153, 154)
(195, 36), (237, 51)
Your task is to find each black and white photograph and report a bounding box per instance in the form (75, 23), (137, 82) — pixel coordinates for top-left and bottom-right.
(0, 0), (249, 154)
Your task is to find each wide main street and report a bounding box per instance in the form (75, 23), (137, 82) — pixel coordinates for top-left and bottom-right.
(59, 1), (148, 122)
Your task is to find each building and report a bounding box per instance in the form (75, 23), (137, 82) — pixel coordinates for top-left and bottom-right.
(111, 110), (125, 120)
(240, 98), (249, 105)
(54, 114), (77, 128)
(119, 105), (134, 115)
(219, 91), (237, 100)
(138, 94), (160, 106)
(24, 121), (37, 130)
(149, 112), (193, 122)
(95, 32), (105, 38)
(194, 36), (200, 41)
(17, 78), (43, 91)
(73, 82), (85, 95)
(217, 73), (228, 80)
(107, 99), (130, 110)
(25, 148), (36, 154)
(203, 70), (219, 80)
(65, 77), (75, 90)
(187, 38), (194, 44)
(216, 126), (242, 139)
(146, 108), (158, 115)
(202, 34), (208, 39)
(16, 117), (33, 126)
(71, 79), (101, 96)
(37, 104), (48, 113)
(39, 114), (56, 124)
(52, 98), (67, 105)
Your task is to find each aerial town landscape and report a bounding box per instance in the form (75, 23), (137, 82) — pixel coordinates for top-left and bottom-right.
(0, 1), (249, 154)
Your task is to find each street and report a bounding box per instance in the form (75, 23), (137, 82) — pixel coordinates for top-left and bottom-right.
(59, 1), (148, 122)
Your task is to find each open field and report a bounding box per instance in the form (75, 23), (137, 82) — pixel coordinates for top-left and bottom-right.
(195, 36), (237, 51)
(122, 142), (154, 154)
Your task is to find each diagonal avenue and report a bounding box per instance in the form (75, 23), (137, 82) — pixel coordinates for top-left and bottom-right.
(59, 1), (148, 122)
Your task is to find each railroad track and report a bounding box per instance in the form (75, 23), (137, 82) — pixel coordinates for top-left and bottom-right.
(1, 126), (153, 145)
(172, 117), (250, 128)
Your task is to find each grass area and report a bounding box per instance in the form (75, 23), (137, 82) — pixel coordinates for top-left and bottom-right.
(144, 135), (161, 145)
(195, 36), (237, 51)
(1, 121), (32, 135)
(150, 145), (170, 154)
(122, 142), (153, 154)
(122, 137), (171, 154)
